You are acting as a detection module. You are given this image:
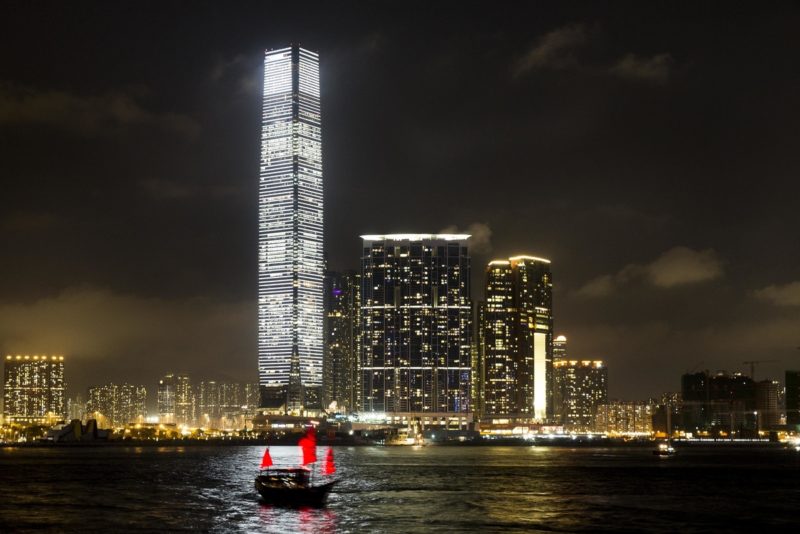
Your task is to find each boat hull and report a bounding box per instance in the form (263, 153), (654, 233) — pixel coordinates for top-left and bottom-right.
(255, 477), (336, 507)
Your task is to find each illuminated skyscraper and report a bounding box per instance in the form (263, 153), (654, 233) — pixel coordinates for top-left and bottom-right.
(3, 355), (66, 424)
(259, 45), (324, 411)
(483, 256), (553, 421)
(323, 270), (361, 412)
(360, 234), (472, 415)
(553, 359), (608, 431)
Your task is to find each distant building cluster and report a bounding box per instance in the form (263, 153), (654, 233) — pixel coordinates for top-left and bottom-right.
(319, 236), (616, 433)
(87, 383), (147, 428)
(156, 374), (259, 428)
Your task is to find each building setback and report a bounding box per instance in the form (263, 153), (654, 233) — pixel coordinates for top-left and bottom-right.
(258, 46), (324, 411)
(483, 256), (553, 421)
(360, 234), (472, 415)
(3, 354), (65, 424)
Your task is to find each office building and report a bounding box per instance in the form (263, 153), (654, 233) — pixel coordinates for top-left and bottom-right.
(483, 256), (553, 421)
(86, 383), (146, 428)
(360, 234), (472, 418)
(681, 371), (757, 434)
(258, 46), (324, 411)
(3, 354), (65, 424)
(786, 370), (800, 428)
(553, 359), (608, 431)
(755, 379), (780, 429)
(323, 270), (361, 413)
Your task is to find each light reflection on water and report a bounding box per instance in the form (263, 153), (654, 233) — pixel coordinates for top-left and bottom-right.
(1, 445), (798, 532)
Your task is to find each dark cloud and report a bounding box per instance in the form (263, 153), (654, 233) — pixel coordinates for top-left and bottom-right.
(440, 222), (493, 254)
(0, 83), (200, 136)
(139, 179), (242, 201)
(754, 281), (800, 307)
(514, 23), (588, 76)
(611, 53), (673, 83)
(577, 247), (724, 297)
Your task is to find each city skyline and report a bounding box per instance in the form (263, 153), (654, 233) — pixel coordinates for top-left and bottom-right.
(1, 3), (800, 401)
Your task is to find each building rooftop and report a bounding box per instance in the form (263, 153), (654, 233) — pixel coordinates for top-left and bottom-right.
(360, 234), (471, 242)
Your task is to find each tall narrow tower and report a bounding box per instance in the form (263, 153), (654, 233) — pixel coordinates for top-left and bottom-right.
(259, 46), (324, 411)
(483, 256), (553, 422)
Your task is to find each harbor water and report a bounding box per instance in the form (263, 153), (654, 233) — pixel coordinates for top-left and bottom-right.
(1, 445), (798, 532)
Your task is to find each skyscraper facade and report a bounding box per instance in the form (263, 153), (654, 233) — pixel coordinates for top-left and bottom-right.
(323, 270), (361, 413)
(3, 354), (66, 424)
(483, 256), (553, 421)
(360, 234), (472, 414)
(553, 359), (608, 431)
(259, 45), (324, 411)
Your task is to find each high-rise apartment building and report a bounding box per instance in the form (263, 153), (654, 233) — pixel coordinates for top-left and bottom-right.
(594, 400), (654, 434)
(158, 374), (177, 424)
(86, 383), (146, 428)
(786, 370), (800, 428)
(553, 335), (567, 361)
(3, 355), (65, 424)
(360, 234), (472, 415)
(258, 46), (324, 412)
(755, 379), (780, 429)
(483, 256), (553, 421)
(174, 374), (195, 427)
(553, 360), (608, 431)
(197, 380), (221, 427)
(323, 270), (361, 412)
(681, 371), (757, 433)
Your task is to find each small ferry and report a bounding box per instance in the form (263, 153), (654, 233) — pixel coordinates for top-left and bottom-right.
(653, 441), (676, 456)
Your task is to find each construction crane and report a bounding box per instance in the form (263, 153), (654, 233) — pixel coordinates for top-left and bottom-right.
(742, 360), (778, 381)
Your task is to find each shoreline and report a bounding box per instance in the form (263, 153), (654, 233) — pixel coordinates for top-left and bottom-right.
(0, 438), (790, 450)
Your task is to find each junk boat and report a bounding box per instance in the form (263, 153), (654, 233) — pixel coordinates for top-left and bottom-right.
(255, 427), (337, 507)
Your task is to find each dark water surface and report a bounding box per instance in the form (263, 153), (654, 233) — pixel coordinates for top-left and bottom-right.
(1, 445), (799, 532)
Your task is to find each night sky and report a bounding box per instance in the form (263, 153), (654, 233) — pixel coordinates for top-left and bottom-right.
(2, 1), (799, 402)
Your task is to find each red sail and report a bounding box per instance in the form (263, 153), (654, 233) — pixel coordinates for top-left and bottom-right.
(323, 447), (336, 475)
(260, 448), (273, 469)
(298, 426), (317, 465)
